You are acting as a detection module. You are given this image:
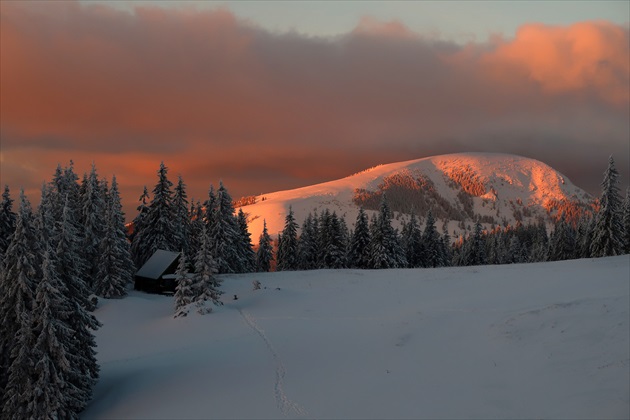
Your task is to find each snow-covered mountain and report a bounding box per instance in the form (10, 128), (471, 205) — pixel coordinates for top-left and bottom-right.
(237, 153), (593, 238)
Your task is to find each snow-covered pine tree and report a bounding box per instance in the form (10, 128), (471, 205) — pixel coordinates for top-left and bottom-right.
(440, 221), (452, 266)
(209, 182), (242, 273)
(130, 186), (150, 267)
(0, 191), (42, 405)
(348, 208), (371, 269)
(173, 176), (191, 256)
(463, 221), (486, 266)
(134, 162), (177, 267)
(401, 210), (423, 268)
(256, 220), (274, 272)
(297, 213), (318, 270)
(189, 199), (204, 257)
(80, 163), (107, 289)
(547, 214), (577, 261)
(1, 309), (35, 419)
(55, 196), (100, 414)
(174, 252), (194, 317)
(529, 221), (549, 262)
(368, 194), (407, 269)
(508, 235), (525, 264)
(0, 185), (17, 258)
(590, 155), (624, 257)
(575, 215), (595, 258)
(95, 176), (133, 298)
(323, 211), (348, 269)
(423, 210), (442, 268)
(193, 225), (223, 313)
(203, 185), (217, 229)
(37, 183), (58, 250)
(623, 188), (630, 254)
(27, 247), (76, 419)
(235, 209), (256, 273)
(276, 206), (299, 271)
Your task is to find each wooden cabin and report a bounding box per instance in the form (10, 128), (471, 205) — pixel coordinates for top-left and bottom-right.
(134, 250), (181, 293)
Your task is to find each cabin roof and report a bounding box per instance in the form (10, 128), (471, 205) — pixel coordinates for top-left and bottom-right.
(135, 250), (180, 280)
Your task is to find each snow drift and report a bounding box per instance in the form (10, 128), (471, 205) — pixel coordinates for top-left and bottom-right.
(84, 256), (629, 419)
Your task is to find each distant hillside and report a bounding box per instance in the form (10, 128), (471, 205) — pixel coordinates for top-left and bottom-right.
(236, 153), (594, 238)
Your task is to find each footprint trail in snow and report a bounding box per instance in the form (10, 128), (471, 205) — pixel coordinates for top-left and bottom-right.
(239, 309), (307, 417)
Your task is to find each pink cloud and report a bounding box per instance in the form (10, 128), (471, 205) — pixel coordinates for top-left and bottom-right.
(1, 2), (627, 218)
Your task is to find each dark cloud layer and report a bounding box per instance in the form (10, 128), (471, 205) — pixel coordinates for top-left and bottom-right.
(1, 2), (628, 218)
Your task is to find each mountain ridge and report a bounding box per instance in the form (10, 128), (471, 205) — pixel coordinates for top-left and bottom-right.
(236, 152), (594, 238)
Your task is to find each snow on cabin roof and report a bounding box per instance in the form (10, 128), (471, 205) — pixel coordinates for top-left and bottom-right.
(136, 250), (180, 280)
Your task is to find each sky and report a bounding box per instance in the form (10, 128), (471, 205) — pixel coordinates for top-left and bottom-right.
(1, 0), (629, 219)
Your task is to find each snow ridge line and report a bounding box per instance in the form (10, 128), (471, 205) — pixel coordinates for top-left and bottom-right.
(238, 309), (306, 417)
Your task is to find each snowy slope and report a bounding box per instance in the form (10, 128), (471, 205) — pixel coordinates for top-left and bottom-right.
(84, 256), (629, 419)
(236, 153), (592, 238)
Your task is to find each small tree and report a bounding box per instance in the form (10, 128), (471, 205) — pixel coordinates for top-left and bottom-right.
(276, 207), (299, 271)
(174, 253), (194, 317)
(256, 220), (274, 272)
(348, 208), (371, 269)
(193, 225), (223, 314)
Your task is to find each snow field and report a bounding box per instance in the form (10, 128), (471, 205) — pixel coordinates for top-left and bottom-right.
(84, 256), (629, 419)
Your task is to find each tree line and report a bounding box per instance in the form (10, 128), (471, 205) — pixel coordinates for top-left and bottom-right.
(273, 156), (629, 270)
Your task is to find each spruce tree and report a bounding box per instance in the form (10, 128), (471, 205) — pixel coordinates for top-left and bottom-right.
(276, 207), (299, 271)
(209, 182), (242, 273)
(547, 215), (577, 261)
(368, 194), (406, 269)
(423, 210), (442, 268)
(81, 163), (107, 289)
(193, 225), (223, 313)
(134, 162), (177, 267)
(401, 210), (423, 268)
(441, 221), (452, 266)
(590, 156), (624, 257)
(28, 248), (77, 419)
(130, 186), (150, 267)
(174, 252), (194, 317)
(0, 185), (17, 258)
(0, 191), (42, 406)
(37, 183), (57, 250)
(464, 221), (486, 266)
(623, 188), (630, 254)
(348, 208), (371, 269)
(235, 209), (256, 272)
(173, 176), (191, 256)
(55, 197), (100, 413)
(256, 220), (274, 272)
(323, 212), (348, 269)
(189, 199), (204, 257)
(297, 213), (318, 270)
(95, 176), (133, 298)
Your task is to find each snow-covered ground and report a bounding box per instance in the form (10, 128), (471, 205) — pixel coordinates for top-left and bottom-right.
(84, 256), (629, 419)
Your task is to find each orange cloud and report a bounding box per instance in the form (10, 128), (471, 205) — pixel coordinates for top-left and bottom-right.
(1, 2), (628, 219)
(482, 21), (629, 104)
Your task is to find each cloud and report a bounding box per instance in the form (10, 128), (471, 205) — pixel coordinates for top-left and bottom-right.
(1, 1), (628, 219)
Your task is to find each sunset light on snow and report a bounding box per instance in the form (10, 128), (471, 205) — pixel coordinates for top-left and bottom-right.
(1, 0), (628, 217)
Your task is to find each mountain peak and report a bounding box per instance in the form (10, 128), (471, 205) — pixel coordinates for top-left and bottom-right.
(237, 153), (593, 238)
